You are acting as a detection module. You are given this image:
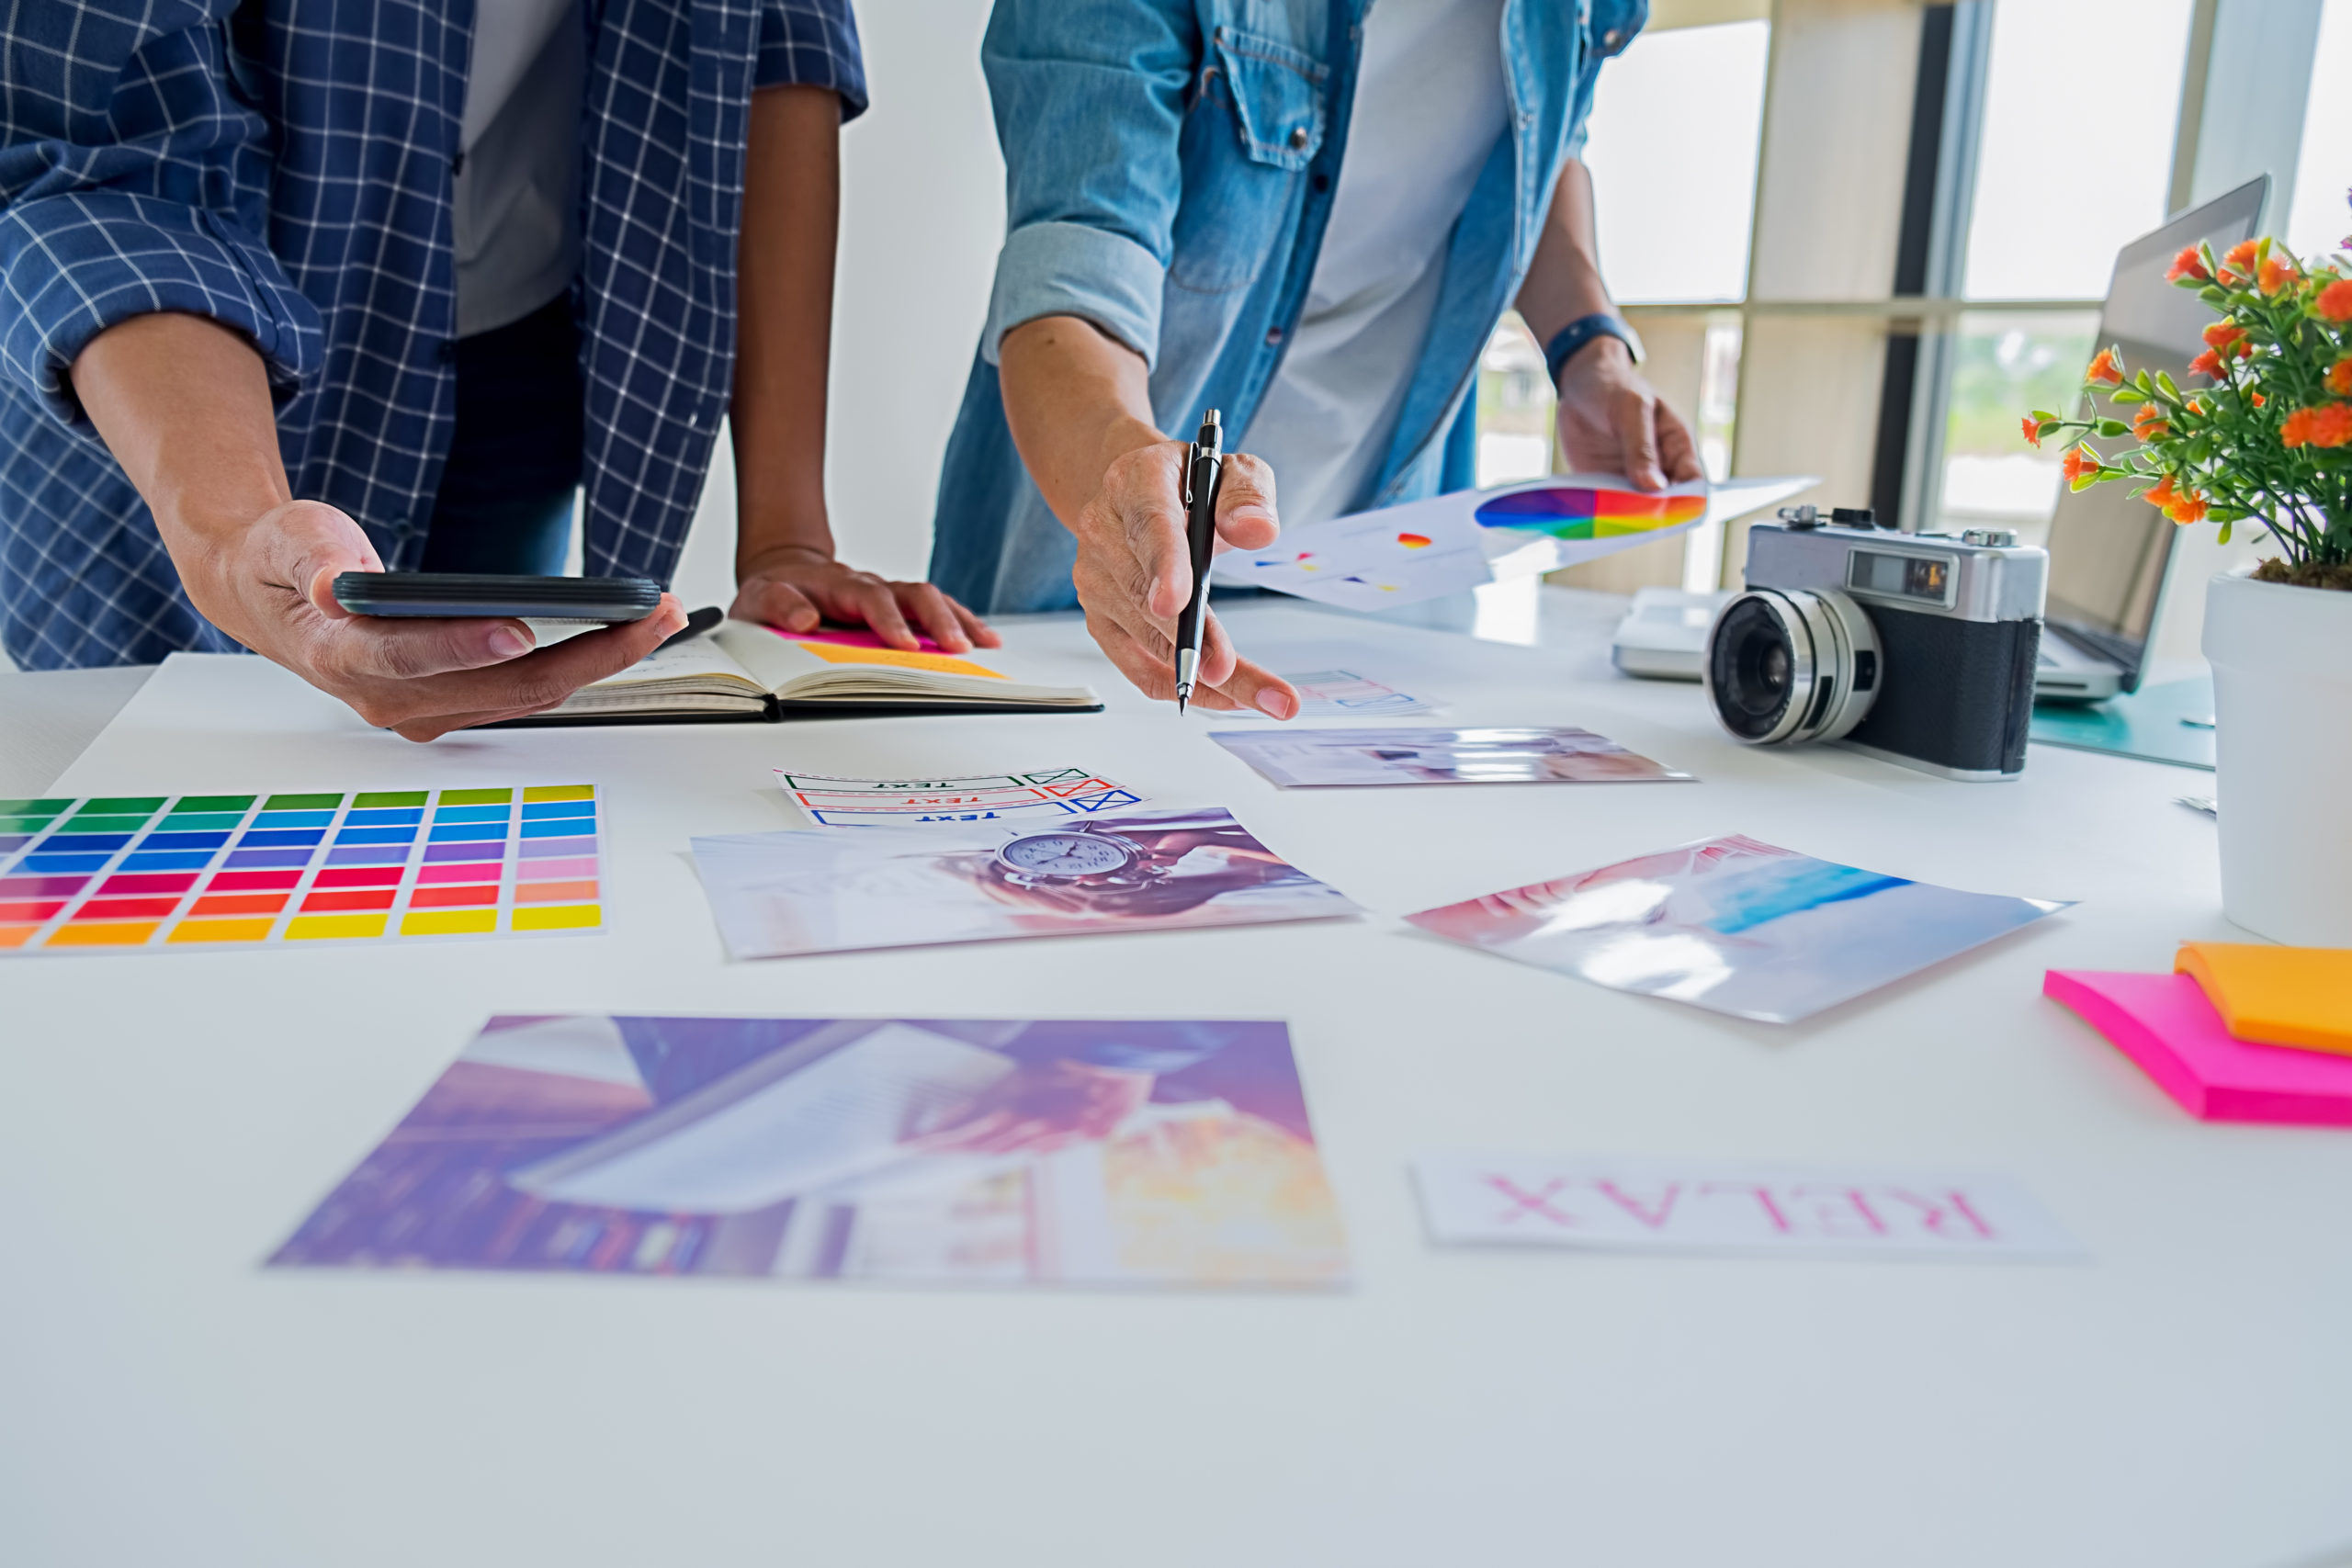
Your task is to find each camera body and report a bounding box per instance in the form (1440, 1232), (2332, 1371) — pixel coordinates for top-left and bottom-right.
(1704, 508), (2047, 781)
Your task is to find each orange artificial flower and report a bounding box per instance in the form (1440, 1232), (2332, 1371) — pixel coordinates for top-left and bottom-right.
(2276, 405), (2352, 448)
(2165, 489), (2209, 525)
(2311, 404), (2352, 447)
(2020, 415), (2042, 448)
(2131, 402), (2172, 441)
(2332, 358), (2352, 397)
(2316, 278), (2352, 322)
(2143, 474), (2178, 510)
(2252, 391), (2267, 407)
(2060, 444), (2102, 483)
(2218, 240), (2260, 286)
(2259, 256), (2299, 295)
(2203, 322), (2246, 350)
(2188, 349), (2225, 379)
(2166, 245), (2210, 282)
(2086, 348), (2124, 385)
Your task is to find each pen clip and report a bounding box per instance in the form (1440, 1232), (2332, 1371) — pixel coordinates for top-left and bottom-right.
(1182, 442), (1200, 510)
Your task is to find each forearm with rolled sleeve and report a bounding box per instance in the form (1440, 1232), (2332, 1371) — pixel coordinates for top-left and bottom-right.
(0, 6), (320, 432)
(978, 0), (1196, 370)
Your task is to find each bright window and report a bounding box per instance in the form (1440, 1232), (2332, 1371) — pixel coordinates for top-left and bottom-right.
(1476, 314), (1554, 488)
(1581, 20), (1770, 305)
(2286, 0), (2352, 263)
(1962, 0), (2196, 300)
(1935, 310), (2100, 545)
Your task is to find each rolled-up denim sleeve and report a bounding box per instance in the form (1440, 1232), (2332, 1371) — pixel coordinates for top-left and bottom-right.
(978, 0), (1195, 369)
(0, 4), (321, 431)
(756, 0), (869, 120)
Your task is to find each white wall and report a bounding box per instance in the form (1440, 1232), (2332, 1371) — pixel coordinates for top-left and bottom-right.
(667, 0), (1009, 611)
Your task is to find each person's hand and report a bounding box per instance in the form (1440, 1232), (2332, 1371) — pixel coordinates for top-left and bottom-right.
(1068, 439), (1298, 716)
(911, 1060), (1155, 1156)
(177, 498), (687, 741)
(729, 543), (998, 653)
(1554, 337), (1703, 491)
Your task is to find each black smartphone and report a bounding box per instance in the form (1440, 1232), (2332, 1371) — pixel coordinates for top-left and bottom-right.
(332, 572), (663, 622)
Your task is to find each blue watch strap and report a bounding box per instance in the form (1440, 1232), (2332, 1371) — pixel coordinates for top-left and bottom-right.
(1544, 312), (1644, 385)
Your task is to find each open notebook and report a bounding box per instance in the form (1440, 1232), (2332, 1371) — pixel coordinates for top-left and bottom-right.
(502, 620), (1102, 725)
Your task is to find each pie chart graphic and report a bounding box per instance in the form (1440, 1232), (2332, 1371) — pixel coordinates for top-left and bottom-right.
(1471, 485), (1706, 541)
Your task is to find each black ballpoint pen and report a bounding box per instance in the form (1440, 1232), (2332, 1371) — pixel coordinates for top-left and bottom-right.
(1173, 409), (1224, 714)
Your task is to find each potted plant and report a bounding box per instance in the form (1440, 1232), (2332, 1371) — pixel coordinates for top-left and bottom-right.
(2025, 231), (2351, 945)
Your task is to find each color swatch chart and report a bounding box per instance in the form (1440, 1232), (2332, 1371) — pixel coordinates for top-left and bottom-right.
(0, 785), (602, 953)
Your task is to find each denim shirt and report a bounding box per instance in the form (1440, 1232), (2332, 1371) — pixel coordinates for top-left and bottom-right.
(929, 0), (1645, 615)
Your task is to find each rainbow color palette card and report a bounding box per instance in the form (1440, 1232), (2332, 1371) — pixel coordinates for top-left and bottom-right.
(0, 785), (603, 954)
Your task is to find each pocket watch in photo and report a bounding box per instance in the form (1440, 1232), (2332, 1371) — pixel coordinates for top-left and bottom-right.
(991, 823), (1161, 888)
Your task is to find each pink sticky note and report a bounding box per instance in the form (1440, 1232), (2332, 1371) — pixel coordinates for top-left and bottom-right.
(762, 624), (944, 653)
(2043, 969), (2352, 1126)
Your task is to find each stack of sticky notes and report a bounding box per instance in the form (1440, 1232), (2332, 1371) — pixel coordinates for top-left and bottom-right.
(2044, 943), (2352, 1124)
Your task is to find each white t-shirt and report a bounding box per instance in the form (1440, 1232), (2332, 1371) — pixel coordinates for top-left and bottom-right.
(1241, 0), (1511, 527)
(452, 0), (585, 338)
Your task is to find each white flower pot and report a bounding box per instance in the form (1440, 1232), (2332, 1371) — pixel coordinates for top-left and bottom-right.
(2202, 571), (2352, 945)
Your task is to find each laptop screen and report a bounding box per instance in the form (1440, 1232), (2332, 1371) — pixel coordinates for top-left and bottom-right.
(2042, 175), (2267, 686)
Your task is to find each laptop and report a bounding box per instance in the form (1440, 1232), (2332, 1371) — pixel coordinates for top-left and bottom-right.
(2032, 175), (2268, 702)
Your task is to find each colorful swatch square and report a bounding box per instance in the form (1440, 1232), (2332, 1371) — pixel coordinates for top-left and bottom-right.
(0, 786), (604, 955)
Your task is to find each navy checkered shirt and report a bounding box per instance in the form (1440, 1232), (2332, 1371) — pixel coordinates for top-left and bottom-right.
(0, 0), (865, 669)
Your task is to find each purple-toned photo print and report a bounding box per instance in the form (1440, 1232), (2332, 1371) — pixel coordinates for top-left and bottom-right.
(271, 1015), (1351, 1290)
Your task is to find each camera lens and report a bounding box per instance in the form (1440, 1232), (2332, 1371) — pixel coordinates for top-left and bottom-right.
(1711, 597), (1798, 739)
(1703, 588), (1881, 748)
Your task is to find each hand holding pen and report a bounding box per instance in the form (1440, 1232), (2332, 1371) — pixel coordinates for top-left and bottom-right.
(1173, 411), (1224, 713)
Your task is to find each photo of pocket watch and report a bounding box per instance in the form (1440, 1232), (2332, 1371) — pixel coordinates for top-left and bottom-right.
(991, 823), (1163, 888)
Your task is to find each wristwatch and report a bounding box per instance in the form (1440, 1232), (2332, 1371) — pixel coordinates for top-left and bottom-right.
(1544, 311), (1645, 386)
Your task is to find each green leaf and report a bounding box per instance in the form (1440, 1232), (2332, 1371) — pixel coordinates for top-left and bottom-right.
(2094, 419), (2130, 438)
(2219, 520), (2234, 544)
(2156, 371), (2182, 399)
(2070, 473), (2099, 492)
(2199, 286), (2230, 307)
(2109, 389), (2144, 405)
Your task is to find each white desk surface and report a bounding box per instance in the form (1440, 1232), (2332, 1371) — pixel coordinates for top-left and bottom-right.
(5, 591), (2346, 1568)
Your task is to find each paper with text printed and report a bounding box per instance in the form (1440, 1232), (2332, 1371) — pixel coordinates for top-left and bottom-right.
(1413, 1156), (2081, 1261)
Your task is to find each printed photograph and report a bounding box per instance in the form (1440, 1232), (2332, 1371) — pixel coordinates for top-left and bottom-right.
(270, 1015), (1351, 1289)
(1212, 727), (1692, 788)
(691, 807), (1360, 959)
(1404, 834), (2069, 1022)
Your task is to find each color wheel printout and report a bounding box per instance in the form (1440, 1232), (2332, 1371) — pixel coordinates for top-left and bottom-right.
(692, 807), (1361, 960)
(1212, 727), (1690, 787)
(1406, 834), (2069, 1022)
(1211, 474), (1815, 609)
(271, 1014), (1351, 1289)
(0, 786), (602, 953)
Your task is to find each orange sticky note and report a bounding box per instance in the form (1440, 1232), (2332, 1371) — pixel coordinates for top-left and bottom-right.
(2176, 942), (2352, 1055)
(789, 640), (1005, 679)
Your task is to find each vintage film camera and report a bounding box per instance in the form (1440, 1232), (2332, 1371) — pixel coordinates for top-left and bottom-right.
(1702, 506), (2048, 780)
